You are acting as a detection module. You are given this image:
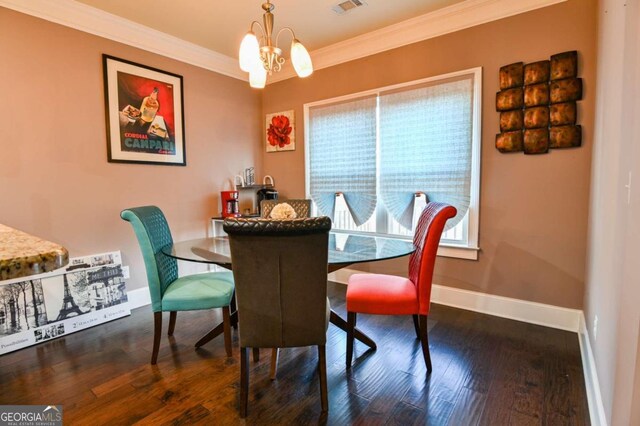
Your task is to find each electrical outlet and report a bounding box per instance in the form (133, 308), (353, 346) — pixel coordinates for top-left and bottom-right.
(593, 315), (599, 341)
(625, 171), (632, 205)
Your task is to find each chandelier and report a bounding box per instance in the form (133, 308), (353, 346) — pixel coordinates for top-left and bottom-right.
(239, 1), (313, 88)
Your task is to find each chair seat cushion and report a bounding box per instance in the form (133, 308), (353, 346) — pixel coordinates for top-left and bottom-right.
(162, 271), (234, 312)
(346, 273), (419, 315)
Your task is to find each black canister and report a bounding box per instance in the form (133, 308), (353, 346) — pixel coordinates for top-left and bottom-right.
(257, 188), (278, 214)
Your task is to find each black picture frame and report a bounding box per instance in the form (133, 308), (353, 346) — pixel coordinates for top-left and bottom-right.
(102, 54), (186, 166)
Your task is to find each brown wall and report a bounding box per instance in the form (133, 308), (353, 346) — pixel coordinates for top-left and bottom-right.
(0, 8), (262, 291)
(262, 0), (596, 309)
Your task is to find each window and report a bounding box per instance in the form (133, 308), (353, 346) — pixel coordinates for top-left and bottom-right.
(304, 68), (481, 260)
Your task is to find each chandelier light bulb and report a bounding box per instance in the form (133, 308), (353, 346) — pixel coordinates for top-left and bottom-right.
(290, 39), (313, 78)
(239, 31), (260, 72)
(249, 64), (267, 88)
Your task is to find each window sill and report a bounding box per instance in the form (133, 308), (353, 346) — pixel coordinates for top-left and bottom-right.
(332, 229), (479, 260)
(437, 244), (479, 260)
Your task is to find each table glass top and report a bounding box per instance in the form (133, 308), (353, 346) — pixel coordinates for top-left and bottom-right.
(162, 232), (415, 267)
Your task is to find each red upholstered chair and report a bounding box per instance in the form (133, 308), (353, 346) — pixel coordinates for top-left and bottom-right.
(345, 202), (457, 372)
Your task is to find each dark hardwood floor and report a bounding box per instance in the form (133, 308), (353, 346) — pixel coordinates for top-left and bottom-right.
(0, 282), (589, 425)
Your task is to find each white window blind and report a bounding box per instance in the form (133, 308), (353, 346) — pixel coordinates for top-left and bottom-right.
(379, 76), (474, 231)
(308, 96), (377, 226)
(305, 67), (482, 259)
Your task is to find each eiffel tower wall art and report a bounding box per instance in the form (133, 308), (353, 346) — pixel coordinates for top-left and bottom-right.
(0, 251), (130, 355)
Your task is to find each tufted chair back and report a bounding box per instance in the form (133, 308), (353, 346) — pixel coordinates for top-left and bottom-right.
(223, 217), (331, 348)
(408, 202), (457, 315)
(121, 206), (178, 312)
(260, 199), (312, 219)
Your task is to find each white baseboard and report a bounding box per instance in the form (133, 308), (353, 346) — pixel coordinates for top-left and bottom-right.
(127, 287), (151, 310)
(578, 313), (608, 426)
(429, 284), (581, 332)
(330, 268), (581, 332)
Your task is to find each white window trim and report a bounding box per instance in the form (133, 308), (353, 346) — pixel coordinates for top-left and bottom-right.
(304, 67), (482, 261)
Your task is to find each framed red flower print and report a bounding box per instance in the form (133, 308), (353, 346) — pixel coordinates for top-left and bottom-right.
(265, 110), (295, 152)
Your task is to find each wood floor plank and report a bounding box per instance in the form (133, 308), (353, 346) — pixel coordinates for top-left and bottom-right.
(423, 396), (456, 425)
(478, 407), (511, 426)
(460, 316), (501, 394)
(511, 354), (544, 419)
(65, 383), (165, 426)
(162, 404), (211, 426)
(478, 346), (525, 424)
(386, 401), (424, 425)
(134, 402), (210, 425)
(509, 410), (544, 426)
(350, 369), (414, 424)
(447, 387), (487, 426)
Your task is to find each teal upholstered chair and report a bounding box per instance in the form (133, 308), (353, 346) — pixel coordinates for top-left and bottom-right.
(121, 206), (235, 364)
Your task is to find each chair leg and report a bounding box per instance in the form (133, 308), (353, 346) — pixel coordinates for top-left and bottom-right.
(151, 312), (162, 365)
(346, 312), (356, 369)
(230, 292), (238, 330)
(240, 347), (249, 418)
(419, 315), (433, 373)
(318, 345), (329, 413)
(412, 314), (420, 340)
(223, 306), (232, 357)
(253, 347), (260, 362)
(168, 311), (177, 336)
(269, 348), (279, 380)
(318, 345), (328, 412)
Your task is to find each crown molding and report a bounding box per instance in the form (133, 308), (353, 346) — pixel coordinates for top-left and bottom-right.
(268, 0), (567, 83)
(0, 0), (246, 81)
(2, 0), (565, 85)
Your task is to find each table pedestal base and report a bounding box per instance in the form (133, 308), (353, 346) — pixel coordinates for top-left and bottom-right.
(195, 311), (239, 348)
(194, 309), (376, 351)
(330, 311), (377, 349)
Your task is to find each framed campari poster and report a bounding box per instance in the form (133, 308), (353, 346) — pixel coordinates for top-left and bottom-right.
(102, 55), (186, 166)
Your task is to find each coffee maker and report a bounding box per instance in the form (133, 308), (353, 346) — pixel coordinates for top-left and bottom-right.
(255, 175), (277, 215)
(221, 190), (240, 217)
(256, 187), (278, 215)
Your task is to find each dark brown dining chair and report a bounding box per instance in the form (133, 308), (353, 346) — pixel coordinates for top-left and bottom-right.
(223, 217), (332, 417)
(260, 199), (312, 218)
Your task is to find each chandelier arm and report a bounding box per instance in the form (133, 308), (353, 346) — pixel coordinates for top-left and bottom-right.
(275, 27), (296, 49)
(249, 20), (266, 38)
(274, 55), (285, 72)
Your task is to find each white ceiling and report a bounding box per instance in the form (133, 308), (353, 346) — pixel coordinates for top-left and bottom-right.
(75, 0), (466, 58)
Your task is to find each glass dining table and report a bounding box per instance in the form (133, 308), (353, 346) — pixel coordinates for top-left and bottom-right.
(161, 232), (415, 349)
